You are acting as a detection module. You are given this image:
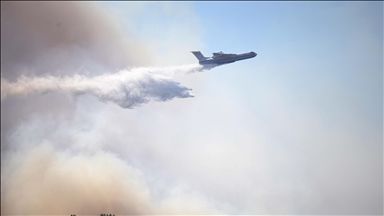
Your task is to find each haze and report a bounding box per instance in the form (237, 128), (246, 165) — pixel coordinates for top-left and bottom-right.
(1, 1), (382, 215)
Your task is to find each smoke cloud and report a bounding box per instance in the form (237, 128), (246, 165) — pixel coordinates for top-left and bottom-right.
(1, 117), (222, 215)
(1, 1), (152, 80)
(1, 64), (209, 109)
(1, 1), (224, 215)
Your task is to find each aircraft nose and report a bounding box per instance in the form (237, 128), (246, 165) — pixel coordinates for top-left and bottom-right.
(251, 51), (257, 56)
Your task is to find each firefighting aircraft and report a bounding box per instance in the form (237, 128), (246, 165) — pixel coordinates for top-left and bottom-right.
(191, 51), (257, 66)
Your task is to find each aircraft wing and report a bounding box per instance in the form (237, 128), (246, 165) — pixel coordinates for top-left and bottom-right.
(221, 53), (232, 57)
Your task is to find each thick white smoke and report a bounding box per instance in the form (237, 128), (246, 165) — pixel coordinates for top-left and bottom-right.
(1, 64), (212, 109)
(1, 1), (225, 215)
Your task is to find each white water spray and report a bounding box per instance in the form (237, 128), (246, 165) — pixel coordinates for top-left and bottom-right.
(1, 64), (213, 108)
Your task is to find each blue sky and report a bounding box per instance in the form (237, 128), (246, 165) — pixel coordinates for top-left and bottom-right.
(1, 1), (382, 215)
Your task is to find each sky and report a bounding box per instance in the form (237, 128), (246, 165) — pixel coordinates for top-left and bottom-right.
(1, 1), (383, 215)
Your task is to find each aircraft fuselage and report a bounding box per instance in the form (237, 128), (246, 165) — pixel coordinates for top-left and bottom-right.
(191, 51), (257, 66)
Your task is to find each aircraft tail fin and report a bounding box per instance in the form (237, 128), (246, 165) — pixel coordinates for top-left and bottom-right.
(191, 51), (207, 62)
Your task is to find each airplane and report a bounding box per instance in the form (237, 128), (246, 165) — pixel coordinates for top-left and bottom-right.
(191, 50), (257, 66)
